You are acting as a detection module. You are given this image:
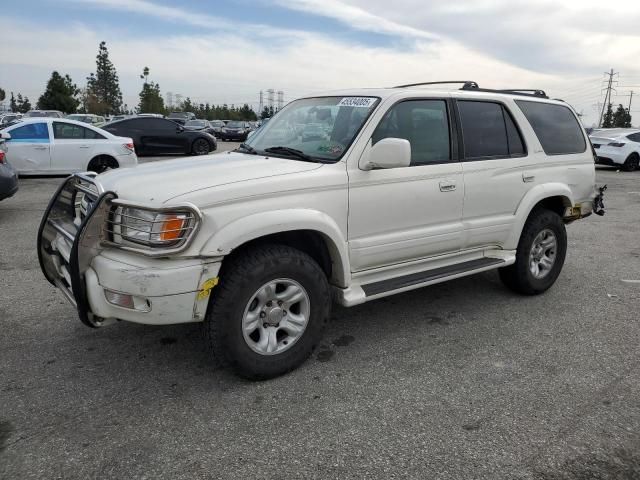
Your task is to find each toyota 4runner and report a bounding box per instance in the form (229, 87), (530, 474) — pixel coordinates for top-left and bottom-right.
(38, 81), (602, 379)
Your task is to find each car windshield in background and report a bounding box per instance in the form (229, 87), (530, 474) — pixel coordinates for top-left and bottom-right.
(66, 115), (91, 122)
(25, 111), (47, 117)
(227, 121), (245, 128)
(168, 112), (189, 118)
(186, 120), (206, 127)
(211, 120), (224, 127)
(245, 96), (379, 162)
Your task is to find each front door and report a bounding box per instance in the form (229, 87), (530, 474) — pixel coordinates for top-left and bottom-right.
(5, 122), (51, 173)
(348, 99), (464, 272)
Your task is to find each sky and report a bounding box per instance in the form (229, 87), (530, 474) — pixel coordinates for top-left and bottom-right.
(2, 0), (640, 126)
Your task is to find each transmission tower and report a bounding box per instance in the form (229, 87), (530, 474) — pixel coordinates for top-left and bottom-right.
(259, 90), (264, 114)
(277, 91), (284, 111)
(266, 89), (275, 111)
(598, 69), (618, 127)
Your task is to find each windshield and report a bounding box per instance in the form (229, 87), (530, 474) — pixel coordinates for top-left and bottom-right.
(211, 120), (224, 127)
(67, 115), (90, 122)
(25, 111), (47, 117)
(227, 121), (245, 128)
(244, 96), (379, 162)
(169, 112), (189, 119)
(186, 120), (206, 127)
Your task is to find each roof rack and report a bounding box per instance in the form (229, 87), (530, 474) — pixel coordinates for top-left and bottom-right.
(394, 81), (548, 99)
(394, 81), (479, 89)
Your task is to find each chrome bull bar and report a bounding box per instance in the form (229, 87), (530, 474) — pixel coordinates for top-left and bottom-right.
(37, 173), (116, 328)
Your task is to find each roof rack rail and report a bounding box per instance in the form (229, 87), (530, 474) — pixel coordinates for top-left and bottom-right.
(394, 81), (479, 89)
(459, 84), (548, 99)
(393, 81), (549, 99)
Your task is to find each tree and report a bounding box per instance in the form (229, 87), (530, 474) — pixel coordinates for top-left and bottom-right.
(0, 88), (5, 102)
(260, 106), (275, 119)
(601, 103), (614, 128)
(15, 94), (32, 113)
(10, 92), (17, 112)
(137, 67), (165, 114)
(86, 41), (123, 115)
(612, 103), (632, 128)
(37, 71), (80, 113)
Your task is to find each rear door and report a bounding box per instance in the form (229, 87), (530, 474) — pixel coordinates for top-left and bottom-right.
(5, 122), (51, 173)
(456, 99), (531, 249)
(144, 118), (185, 153)
(51, 122), (107, 172)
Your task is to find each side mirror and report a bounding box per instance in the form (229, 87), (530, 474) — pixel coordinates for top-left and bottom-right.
(360, 137), (411, 170)
(0, 132), (11, 140)
(177, 125), (184, 133)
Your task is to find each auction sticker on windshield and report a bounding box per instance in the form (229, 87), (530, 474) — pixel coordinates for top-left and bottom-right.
(337, 97), (377, 108)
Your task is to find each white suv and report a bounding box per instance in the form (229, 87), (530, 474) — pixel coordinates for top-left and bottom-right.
(38, 81), (600, 379)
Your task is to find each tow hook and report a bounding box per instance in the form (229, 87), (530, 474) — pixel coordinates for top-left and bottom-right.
(593, 184), (607, 216)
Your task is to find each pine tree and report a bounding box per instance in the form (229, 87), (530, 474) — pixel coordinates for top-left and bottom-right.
(0, 88), (5, 102)
(137, 67), (165, 114)
(601, 103), (614, 128)
(612, 104), (626, 128)
(10, 92), (17, 112)
(16, 94), (32, 113)
(86, 41), (123, 115)
(37, 71), (80, 113)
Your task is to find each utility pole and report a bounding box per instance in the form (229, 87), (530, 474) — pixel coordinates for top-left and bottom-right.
(598, 68), (618, 128)
(628, 90), (634, 112)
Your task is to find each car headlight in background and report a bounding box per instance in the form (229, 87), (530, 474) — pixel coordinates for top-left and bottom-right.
(109, 206), (199, 249)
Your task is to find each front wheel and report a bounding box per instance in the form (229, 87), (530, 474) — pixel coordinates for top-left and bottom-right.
(204, 244), (331, 379)
(499, 208), (567, 295)
(623, 153), (639, 172)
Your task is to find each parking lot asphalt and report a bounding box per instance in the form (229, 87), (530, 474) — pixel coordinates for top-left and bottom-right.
(1, 160), (639, 479)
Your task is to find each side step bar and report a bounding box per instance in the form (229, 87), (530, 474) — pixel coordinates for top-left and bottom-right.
(361, 257), (505, 297)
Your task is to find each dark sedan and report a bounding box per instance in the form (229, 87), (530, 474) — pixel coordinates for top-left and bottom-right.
(184, 119), (217, 136)
(0, 142), (18, 202)
(219, 121), (252, 141)
(102, 117), (216, 156)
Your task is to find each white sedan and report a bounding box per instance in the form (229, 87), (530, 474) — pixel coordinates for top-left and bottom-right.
(0, 118), (138, 175)
(590, 128), (640, 171)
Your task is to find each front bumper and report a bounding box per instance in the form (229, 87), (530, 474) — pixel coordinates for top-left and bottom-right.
(37, 174), (220, 327)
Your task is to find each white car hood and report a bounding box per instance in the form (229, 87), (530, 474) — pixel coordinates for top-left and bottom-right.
(96, 151), (323, 205)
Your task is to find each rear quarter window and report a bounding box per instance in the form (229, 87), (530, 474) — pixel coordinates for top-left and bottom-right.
(515, 100), (586, 155)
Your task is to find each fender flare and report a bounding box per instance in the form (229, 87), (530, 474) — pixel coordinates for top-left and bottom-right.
(504, 183), (573, 249)
(200, 209), (350, 287)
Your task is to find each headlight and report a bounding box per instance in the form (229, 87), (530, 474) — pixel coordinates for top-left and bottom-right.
(111, 206), (198, 249)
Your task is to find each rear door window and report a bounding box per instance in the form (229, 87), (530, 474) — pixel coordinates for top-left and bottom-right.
(457, 101), (526, 159)
(53, 122), (106, 139)
(515, 100), (586, 155)
(626, 132), (640, 142)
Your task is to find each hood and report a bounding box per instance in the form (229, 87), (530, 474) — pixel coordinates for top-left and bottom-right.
(96, 151), (322, 205)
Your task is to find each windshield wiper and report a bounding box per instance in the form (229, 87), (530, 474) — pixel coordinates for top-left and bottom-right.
(236, 143), (258, 154)
(264, 146), (327, 163)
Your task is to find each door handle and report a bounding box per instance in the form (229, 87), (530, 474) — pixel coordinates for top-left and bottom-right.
(439, 181), (457, 192)
(34, 146), (48, 150)
(522, 172), (535, 183)
(79, 145), (90, 149)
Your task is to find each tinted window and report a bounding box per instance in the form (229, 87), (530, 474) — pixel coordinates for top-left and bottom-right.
(515, 100), (586, 155)
(626, 132), (640, 142)
(372, 100), (450, 165)
(53, 122), (106, 139)
(458, 101), (508, 158)
(145, 118), (175, 131)
(504, 109), (525, 155)
(9, 123), (49, 141)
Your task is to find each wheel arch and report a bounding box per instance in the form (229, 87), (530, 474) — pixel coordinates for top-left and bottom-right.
(200, 209), (350, 287)
(504, 184), (573, 249)
(87, 154), (119, 171)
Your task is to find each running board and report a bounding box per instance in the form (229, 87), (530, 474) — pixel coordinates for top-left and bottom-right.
(361, 257), (505, 297)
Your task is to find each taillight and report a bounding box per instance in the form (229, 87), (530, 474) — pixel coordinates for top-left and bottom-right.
(124, 142), (135, 152)
(607, 142), (625, 147)
(0, 151), (5, 164)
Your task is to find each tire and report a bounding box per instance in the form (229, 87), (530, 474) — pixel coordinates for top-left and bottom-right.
(87, 155), (118, 174)
(204, 244), (331, 380)
(191, 138), (210, 156)
(499, 208), (567, 295)
(623, 153), (639, 172)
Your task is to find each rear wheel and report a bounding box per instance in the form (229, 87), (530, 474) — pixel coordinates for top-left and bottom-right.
(623, 153), (639, 172)
(204, 244), (331, 380)
(87, 155), (118, 174)
(192, 138), (210, 156)
(499, 208), (567, 295)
